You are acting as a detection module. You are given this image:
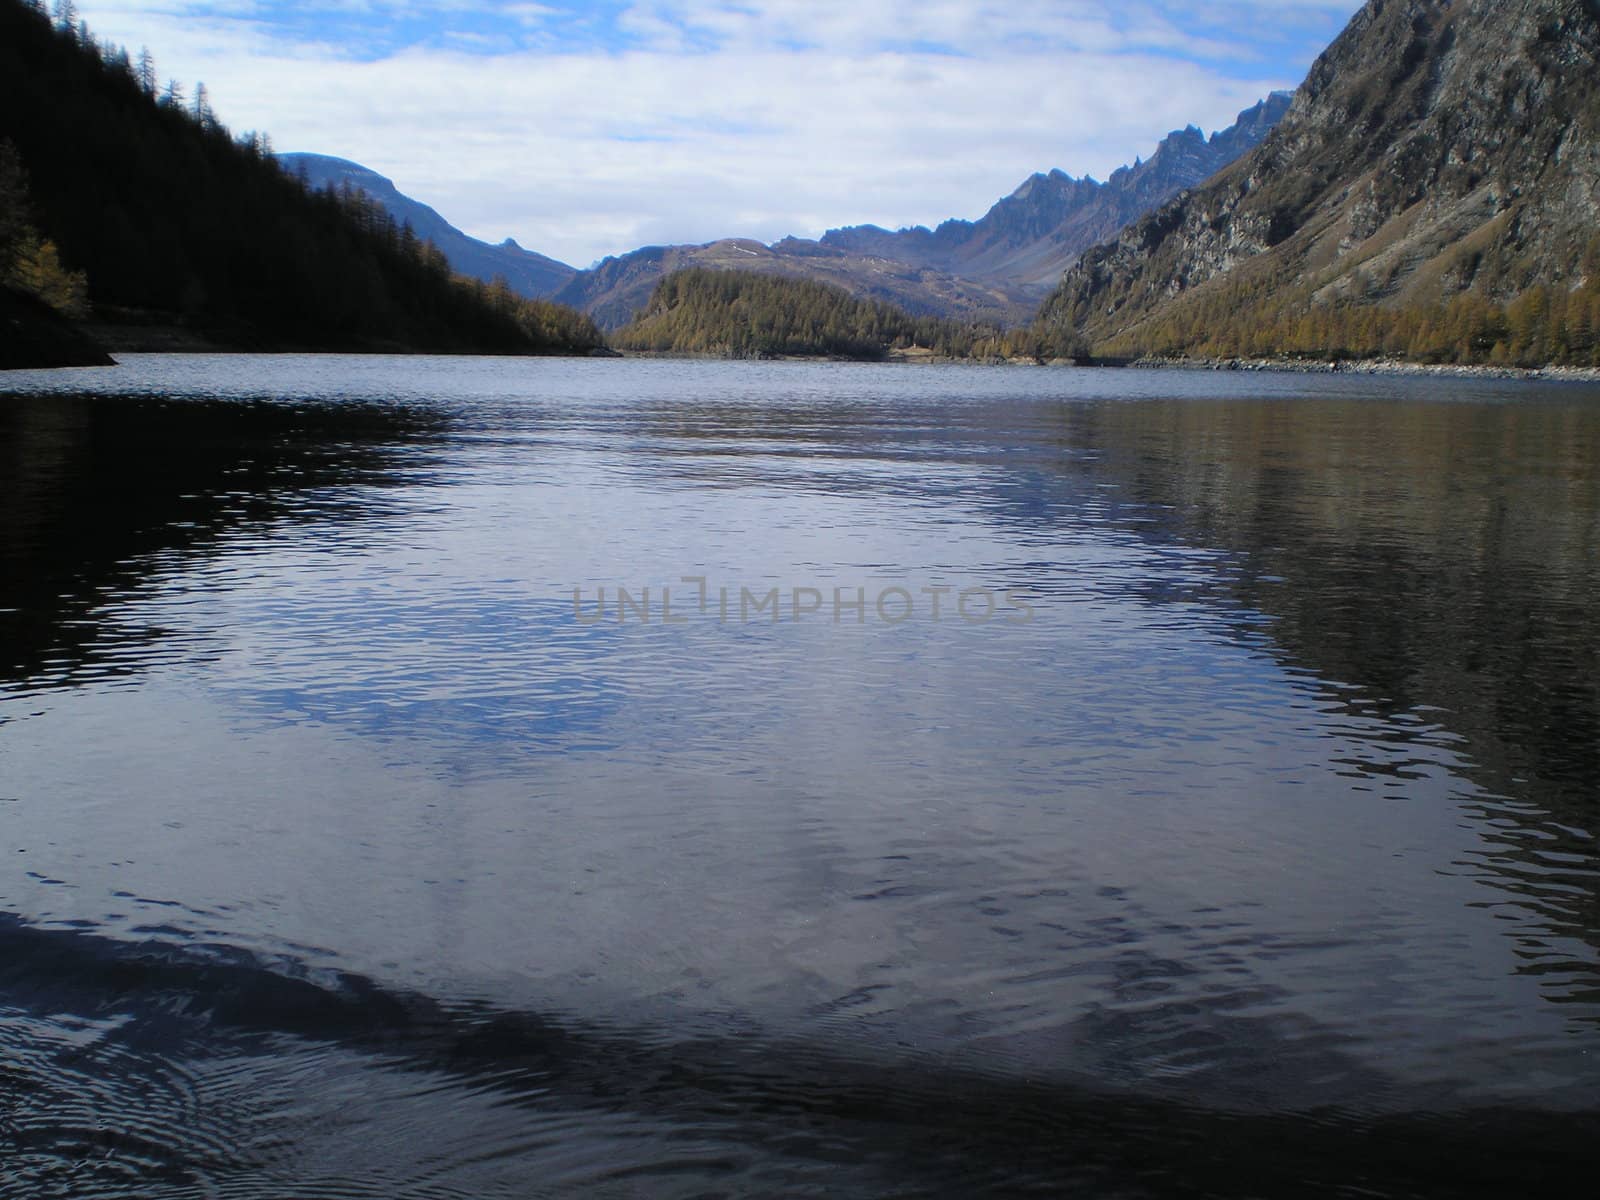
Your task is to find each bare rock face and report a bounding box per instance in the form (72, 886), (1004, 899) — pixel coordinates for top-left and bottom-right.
(1040, 0), (1600, 350)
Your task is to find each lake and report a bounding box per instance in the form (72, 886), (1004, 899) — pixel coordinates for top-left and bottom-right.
(2, 354), (1598, 1197)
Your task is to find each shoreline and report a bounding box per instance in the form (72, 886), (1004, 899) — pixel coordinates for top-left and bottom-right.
(604, 348), (1600, 377)
(1120, 355), (1600, 383)
(0, 287), (115, 369)
(0, 305), (614, 368)
(9, 339), (1600, 381)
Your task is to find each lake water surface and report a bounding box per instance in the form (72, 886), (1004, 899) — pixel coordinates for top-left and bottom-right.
(2, 355), (1598, 1197)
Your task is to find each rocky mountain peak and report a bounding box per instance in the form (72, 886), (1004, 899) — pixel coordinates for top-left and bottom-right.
(1037, 0), (1600, 360)
(816, 96), (1290, 289)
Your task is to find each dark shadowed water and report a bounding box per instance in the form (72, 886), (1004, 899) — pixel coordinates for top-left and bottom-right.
(1, 355), (1598, 1198)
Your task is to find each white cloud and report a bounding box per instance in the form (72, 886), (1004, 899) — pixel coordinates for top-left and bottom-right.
(72, 2), (1362, 267)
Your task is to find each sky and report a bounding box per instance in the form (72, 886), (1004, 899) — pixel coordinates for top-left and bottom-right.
(71, 2), (1364, 268)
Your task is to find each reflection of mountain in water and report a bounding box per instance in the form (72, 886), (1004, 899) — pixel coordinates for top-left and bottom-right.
(0, 392), (447, 695)
(1063, 398), (1600, 790)
(614, 383), (1600, 1007)
(1062, 395), (1600, 1006)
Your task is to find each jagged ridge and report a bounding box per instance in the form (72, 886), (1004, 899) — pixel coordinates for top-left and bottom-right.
(552, 96), (1289, 331)
(819, 95), (1291, 289)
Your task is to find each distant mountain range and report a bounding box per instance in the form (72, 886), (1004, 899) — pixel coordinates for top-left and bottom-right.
(1038, 0), (1600, 364)
(286, 97), (1291, 330)
(559, 96), (1290, 329)
(813, 94), (1291, 289)
(550, 237), (1038, 330)
(278, 154), (578, 300)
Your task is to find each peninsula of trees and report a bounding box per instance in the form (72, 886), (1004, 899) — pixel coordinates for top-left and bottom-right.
(613, 269), (1071, 362)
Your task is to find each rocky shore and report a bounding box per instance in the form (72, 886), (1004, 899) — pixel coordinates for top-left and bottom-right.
(0, 287), (114, 369)
(1128, 355), (1600, 383)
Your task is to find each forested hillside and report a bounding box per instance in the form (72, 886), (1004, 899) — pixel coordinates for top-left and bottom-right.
(613, 269), (1063, 361)
(0, 0), (602, 354)
(1045, 247), (1600, 366)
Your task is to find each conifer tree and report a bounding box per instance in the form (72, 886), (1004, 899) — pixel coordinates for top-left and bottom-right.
(136, 46), (157, 95)
(192, 81), (213, 128)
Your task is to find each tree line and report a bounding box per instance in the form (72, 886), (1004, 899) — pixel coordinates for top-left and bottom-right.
(0, 0), (602, 354)
(1035, 218), (1600, 369)
(1055, 249), (1600, 368)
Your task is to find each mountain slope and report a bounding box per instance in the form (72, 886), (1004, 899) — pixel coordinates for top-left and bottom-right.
(0, 0), (602, 355)
(279, 154), (576, 299)
(819, 95), (1291, 289)
(1038, 0), (1600, 364)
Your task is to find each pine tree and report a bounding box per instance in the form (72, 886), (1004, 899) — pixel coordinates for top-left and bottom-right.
(136, 47), (157, 96)
(192, 81), (213, 128)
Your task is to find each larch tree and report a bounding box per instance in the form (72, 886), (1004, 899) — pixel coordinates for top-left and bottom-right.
(192, 81), (214, 128)
(137, 47), (157, 96)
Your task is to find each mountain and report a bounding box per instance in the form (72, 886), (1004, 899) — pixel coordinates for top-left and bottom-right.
(0, 0), (602, 356)
(818, 95), (1291, 290)
(278, 153), (577, 299)
(554, 97), (1289, 332)
(553, 238), (1037, 331)
(1038, 0), (1600, 365)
